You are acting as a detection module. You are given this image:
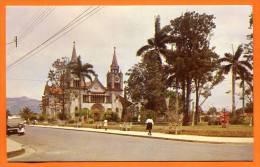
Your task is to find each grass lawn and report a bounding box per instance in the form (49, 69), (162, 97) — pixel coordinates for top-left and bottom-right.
(43, 121), (253, 137)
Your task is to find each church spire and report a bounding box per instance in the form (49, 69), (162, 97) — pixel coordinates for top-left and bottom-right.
(111, 47), (119, 69)
(71, 41), (77, 63)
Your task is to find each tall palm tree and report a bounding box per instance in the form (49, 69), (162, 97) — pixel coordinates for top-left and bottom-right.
(137, 15), (173, 60)
(237, 68), (253, 114)
(219, 45), (252, 116)
(70, 56), (96, 112)
(136, 15), (175, 117)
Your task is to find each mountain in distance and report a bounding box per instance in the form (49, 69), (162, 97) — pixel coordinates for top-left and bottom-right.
(7, 96), (41, 115)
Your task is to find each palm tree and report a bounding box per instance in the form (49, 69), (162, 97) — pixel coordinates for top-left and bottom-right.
(70, 56), (95, 112)
(219, 45), (252, 116)
(137, 15), (173, 60)
(237, 68), (253, 114)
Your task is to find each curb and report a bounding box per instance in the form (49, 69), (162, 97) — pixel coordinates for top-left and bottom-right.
(7, 148), (25, 159)
(29, 125), (253, 144)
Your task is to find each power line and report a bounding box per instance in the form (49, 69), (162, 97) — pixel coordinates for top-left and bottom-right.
(19, 7), (56, 42)
(7, 6), (96, 70)
(7, 7), (56, 55)
(7, 6), (102, 71)
(21, 7), (104, 65)
(7, 6), (94, 69)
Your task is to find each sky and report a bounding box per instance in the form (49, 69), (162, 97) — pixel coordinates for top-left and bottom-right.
(6, 5), (252, 111)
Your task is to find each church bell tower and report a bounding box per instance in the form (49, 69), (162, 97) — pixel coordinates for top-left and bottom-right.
(107, 47), (123, 95)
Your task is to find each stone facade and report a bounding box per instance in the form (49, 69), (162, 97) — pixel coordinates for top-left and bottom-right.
(42, 43), (127, 120)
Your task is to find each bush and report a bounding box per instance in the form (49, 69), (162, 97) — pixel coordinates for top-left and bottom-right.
(87, 118), (94, 124)
(230, 114), (245, 125)
(47, 118), (56, 123)
(68, 120), (75, 124)
(111, 112), (119, 122)
(39, 114), (46, 122)
(203, 115), (210, 122)
(208, 116), (221, 125)
(102, 112), (119, 122)
(140, 109), (156, 123)
(131, 115), (138, 122)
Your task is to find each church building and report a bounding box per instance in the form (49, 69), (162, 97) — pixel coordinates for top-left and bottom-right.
(42, 43), (130, 121)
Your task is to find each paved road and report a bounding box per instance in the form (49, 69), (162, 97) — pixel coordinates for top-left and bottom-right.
(8, 126), (253, 162)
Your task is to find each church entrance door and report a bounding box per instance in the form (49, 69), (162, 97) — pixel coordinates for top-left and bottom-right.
(91, 103), (105, 121)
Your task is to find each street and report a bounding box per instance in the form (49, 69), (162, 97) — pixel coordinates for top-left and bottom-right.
(8, 126), (253, 162)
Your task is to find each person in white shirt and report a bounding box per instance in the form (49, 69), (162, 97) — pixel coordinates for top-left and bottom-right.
(145, 118), (154, 135)
(103, 120), (108, 131)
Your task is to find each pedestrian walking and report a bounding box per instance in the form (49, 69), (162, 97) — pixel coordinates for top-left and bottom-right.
(103, 119), (108, 131)
(145, 118), (154, 136)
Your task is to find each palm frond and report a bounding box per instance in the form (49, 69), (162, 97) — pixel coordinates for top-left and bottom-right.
(137, 45), (154, 56)
(160, 25), (172, 34)
(237, 65), (252, 79)
(84, 74), (93, 82)
(218, 57), (232, 64)
(84, 69), (96, 76)
(147, 38), (155, 46)
(221, 64), (232, 74)
(234, 45), (243, 61)
(240, 60), (253, 71)
(82, 63), (93, 69)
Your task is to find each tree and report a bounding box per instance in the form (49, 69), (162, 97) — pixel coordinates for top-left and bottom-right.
(52, 57), (70, 120)
(207, 107), (217, 115)
(137, 15), (173, 61)
(244, 13), (253, 63)
(125, 52), (167, 115)
(7, 109), (12, 116)
(243, 13), (253, 114)
(192, 49), (222, 124)
(75, 108), (90, 123)
(166, 11), (216, 125)
(47, 69), (57, 86)
(70, 56), (95, 112)
(19, 106), (34, 121)
(125, 63), (146, 102)
(219, 45), (252, 116)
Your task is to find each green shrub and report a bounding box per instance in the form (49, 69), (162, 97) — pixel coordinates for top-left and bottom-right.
(230, 114), (245, 125)
(87, 118), (94, 124)
(68, 119), (75, 124)
(131, 115), (138, 122)
(102, 111), (119, 122)
(39, 114), (46, 122)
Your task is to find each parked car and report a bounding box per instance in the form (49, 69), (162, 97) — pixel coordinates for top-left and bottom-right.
(7, 116), (25, 135)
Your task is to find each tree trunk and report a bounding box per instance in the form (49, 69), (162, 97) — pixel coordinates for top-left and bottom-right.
(242, 78), (245, 114)
(181, 80), (186, 125)
(231, 66), (236, 116)
(183, 78), (191, 126)
(76, 75), (82, 119)
(175, 79), (179, 114)
(195, 80), (199, 125)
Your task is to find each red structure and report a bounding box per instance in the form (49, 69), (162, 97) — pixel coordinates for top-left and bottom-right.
(220, 111), (229, 128)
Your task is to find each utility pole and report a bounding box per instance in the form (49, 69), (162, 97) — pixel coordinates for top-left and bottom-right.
(15, 36), (18, 48)
(6, 36), (18, 47)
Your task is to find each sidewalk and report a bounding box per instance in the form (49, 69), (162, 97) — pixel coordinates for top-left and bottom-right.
(30, 125), (253, 144)
(7, 138), (25, 158)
